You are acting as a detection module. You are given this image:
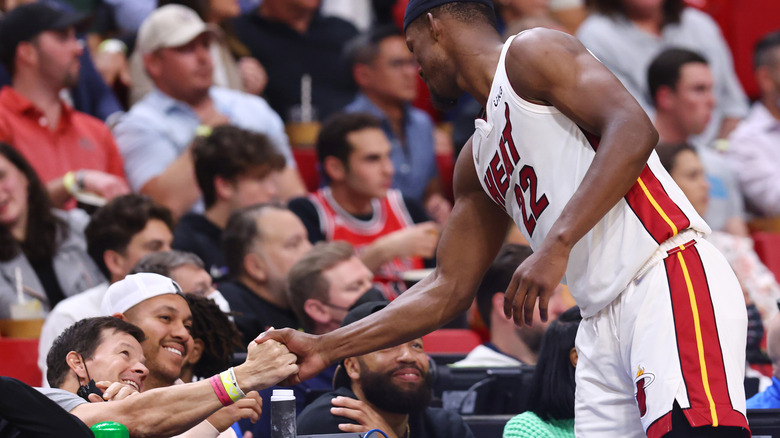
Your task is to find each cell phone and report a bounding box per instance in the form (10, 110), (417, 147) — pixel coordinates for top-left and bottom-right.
(77, 379), (104, 402)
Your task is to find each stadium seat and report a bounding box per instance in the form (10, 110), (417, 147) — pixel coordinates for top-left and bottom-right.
(292, 148), (320, 193)
(0, 338), (42, 387)
(423, 329), (482, 354)
(752, 232), (780, 282)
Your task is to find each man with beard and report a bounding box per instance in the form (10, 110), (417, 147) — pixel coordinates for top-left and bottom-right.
(260, 1), (750, 437)
(0, 2), (129, 208)
(453, 244), (569, 367)
(297, 302), (474, 438)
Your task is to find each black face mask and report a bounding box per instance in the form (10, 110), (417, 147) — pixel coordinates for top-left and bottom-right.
(76, 355), (103, 402)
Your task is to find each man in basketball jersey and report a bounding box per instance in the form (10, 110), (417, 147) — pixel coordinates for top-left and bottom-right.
(289, 112), (440, 299)
(259, 1), (749, 436)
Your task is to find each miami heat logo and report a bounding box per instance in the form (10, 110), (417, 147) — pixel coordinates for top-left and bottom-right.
(634, 365), (656, 417)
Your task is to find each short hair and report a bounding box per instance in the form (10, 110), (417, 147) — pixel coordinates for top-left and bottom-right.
(346, 25), (403, 68)
(647, 48), (708, 106)
(222, 203), (284, 277)
(193, 126), (286, 209)
(183, 293), (242, 377)
(129, 250), (205, 277)
(85, 194), (174, 279)
(406, 2), (497, 32)
(316, 112), (382, 174)
(476, 244), (533, 329)
(526, 305), (581, 421)
(585, 0), (683, 24)
(754, 31), (780, 70)
(655, 141), (697, 174)
(287, 241), (356, 332)
(46, 317), (146, 389)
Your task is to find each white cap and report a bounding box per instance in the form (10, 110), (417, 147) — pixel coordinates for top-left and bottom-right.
(101, 273), (183, 315)
(136, 4), (212, 55)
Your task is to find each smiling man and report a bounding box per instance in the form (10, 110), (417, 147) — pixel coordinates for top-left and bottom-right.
(297, 302), (473, 438)
(40, 315), (297, 437)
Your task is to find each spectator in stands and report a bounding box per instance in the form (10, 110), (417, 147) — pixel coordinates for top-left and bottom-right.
(297, 301), (475, 438)
(41, 315), (296, 436)
(0, 2), (129, 208)
(113, 4), (304, 218)
(129, 0), (268, 104)
(502, 306), (581, 438)
(648, 47), (748, 236)
(220, 204), (311, 345)
(174, 125), (286, 280)
(232, 0), (359, 122)
(657, 142), (775, 362)
(181, 293), (243, 382)
(0, 143), (103, 319)
(289, 112), (439, 299)
(452, 244), (568, 368)
(577, 0), (748, 144)
(130, 250), (231, 314)
(747, 311), (780, 408)
(287, 241), (376, 335)
(38, 194), (174, 383)
(345, 25), (451, 223)
(727, 32), (780, 217)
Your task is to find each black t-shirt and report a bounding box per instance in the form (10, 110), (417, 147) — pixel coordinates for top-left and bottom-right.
(297, 387), (475, 438)
(288, 195), (430, 244)
(172, 213), (227, 280)
(219, 280), (303, 346)
(232, 11), (358, 122)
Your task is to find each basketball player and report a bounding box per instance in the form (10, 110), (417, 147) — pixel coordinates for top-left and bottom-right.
(258, 1), (749, 436)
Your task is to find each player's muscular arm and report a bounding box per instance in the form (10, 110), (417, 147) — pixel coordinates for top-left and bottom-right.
(503, 29), (658, 325)
(258, 139), (510, 383)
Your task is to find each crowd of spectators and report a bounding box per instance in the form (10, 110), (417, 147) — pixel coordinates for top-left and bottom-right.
(1, 0), (780, 436)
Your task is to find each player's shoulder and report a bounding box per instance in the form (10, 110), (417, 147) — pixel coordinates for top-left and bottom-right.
(509, 28), (581, 56)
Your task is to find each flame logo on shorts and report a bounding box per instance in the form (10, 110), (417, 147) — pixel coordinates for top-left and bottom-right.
(634, 365), (656, 417)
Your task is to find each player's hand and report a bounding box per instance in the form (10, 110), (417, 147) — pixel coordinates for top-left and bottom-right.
(81, 170), (130, 201)
(235, 338), (298, 390)
(254, 328), (329, 386)
(382, 222), (440, 259)
(331, 396), (399, 438)
(206, 391), (263, 431)
(504, 239), (569, 326)
(239, 57), (268, 96)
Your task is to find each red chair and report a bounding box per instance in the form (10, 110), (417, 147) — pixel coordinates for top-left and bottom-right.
(422, 329), (482, 354)
(752, 232), (780, 282)
(292, 148), (320, 193)
(0, 338), (42, 387)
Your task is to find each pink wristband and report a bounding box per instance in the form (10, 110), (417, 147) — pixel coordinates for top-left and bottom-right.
(210, 374), (233, 406)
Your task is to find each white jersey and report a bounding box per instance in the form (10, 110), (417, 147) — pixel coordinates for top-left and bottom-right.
(472, 34), (710, 317)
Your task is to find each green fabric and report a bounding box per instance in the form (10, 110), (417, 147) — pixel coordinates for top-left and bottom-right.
(503, 411), (575, 438)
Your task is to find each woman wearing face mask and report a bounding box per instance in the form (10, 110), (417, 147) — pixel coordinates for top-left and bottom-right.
(0, 143), (104, 319)
(657, 141), (779, 365)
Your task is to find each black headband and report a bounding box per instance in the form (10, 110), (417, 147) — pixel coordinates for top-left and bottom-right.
(403, 0), (495, 31)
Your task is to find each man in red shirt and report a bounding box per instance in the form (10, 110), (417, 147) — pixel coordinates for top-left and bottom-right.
(0, 3), (128, 207)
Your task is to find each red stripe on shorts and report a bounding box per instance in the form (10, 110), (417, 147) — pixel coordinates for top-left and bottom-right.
(664, 244), (748, 431)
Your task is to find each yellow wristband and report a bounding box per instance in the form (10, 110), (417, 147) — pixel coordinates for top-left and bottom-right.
(195, 125), (212, 138)
(63, 171), (77, 195)
(219, 368), (244, 403)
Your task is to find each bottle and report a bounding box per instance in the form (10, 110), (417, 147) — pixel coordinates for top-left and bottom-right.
(90, 421), (129, 438)
(270, 389), (296, 438)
